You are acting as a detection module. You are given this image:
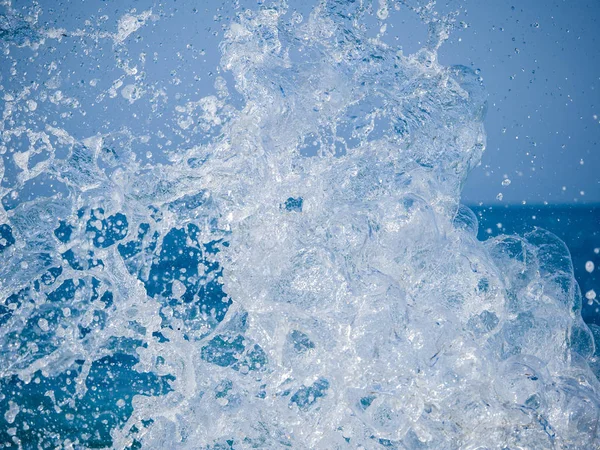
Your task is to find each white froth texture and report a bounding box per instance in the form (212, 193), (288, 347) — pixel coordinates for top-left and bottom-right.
(0, 1), (599, 449)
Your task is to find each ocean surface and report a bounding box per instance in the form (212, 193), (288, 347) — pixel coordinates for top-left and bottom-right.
(472, 205), (600, 325)
(2, 205), (597, 449)
(1, 1), (599, 449)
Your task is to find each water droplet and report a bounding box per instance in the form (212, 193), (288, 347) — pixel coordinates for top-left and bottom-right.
(38, 318), (49, 332)
(586, 290), (597, 304)
(172, 279), (187, 298)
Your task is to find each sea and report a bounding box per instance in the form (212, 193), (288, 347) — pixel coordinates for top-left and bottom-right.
(472, 205), (600, 325)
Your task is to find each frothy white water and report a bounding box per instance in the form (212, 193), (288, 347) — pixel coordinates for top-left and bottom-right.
(0, 1), (598, 449)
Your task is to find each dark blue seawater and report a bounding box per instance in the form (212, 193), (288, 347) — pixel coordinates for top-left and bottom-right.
(0, 219), (231, 448)
(471, 205), (600, 326)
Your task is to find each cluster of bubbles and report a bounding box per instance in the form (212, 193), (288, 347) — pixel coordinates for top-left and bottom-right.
(0, 0), (599, 448)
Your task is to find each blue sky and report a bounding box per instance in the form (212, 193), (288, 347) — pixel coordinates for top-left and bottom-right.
(441, 0), (600, 205)
(2, 0), (599, 205)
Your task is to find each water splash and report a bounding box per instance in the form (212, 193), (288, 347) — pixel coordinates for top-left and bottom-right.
(0, 0), (598, 448)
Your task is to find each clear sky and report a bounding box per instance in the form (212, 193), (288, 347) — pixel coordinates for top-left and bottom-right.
(439, 0), (600, 206)
(2, 0), (599, 205)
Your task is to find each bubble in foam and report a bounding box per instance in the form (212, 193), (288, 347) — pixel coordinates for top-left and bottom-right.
(0, 0), (598, 449)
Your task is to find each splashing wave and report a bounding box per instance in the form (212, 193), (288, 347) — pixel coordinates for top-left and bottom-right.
(0, 1), (598, 448)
